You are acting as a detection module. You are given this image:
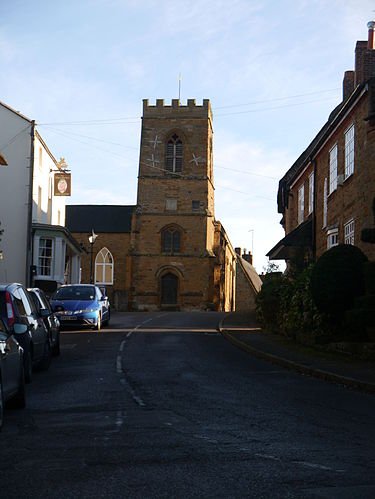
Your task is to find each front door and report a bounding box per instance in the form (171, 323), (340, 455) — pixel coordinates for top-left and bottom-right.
(161, 273), (178, 305)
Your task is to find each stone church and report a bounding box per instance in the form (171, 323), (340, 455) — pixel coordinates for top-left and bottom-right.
(67, 99), (257, 311)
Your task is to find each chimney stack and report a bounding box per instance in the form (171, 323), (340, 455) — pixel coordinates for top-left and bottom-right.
(242, 250), (253, 265)
(343, 70), (355, 100)
(354, 22), (375, 87)
(234, 247), (242, 256)
(368, 21), (375, 50)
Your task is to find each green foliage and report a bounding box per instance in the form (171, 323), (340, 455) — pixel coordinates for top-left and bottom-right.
(311, 244), (368, 321)
(281, 266), (323, 336)
(262, 261), (281, 274)
(256, 266), (324, 336)
(256, 273), (289, 331)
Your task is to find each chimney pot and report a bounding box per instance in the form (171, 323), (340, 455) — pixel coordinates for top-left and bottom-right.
(368, 21), (375, 49)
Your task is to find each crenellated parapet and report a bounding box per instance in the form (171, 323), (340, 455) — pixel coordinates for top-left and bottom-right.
(142, 98), (212, 119)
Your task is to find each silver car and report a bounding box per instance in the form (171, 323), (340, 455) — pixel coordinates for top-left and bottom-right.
(0, 318), (26, 430)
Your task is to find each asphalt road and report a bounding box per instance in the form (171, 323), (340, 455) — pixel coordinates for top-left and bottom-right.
(1, 312), (374, 498)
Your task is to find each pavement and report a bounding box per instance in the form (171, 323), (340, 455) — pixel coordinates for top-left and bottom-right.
(218, 312), (375, 394)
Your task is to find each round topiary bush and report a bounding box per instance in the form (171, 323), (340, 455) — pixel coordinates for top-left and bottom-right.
(311, 244), (368, 322)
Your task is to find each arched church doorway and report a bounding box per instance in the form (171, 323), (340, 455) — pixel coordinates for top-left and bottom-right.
(161, 272), (179, 305)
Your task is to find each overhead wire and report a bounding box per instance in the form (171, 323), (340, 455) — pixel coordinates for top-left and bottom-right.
(0, 124), (32, 151)
(214, 87), (339, 110)
(37, 87), (340, 126)
(36, 89), (336, 203)
(215, 95), (338, 117)
(41, 124), (279, 182)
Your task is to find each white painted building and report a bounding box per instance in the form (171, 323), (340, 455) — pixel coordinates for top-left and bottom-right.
(0, 100), (81, 292)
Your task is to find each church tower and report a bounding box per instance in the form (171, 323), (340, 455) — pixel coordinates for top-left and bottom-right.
(129, 98), (218, 310)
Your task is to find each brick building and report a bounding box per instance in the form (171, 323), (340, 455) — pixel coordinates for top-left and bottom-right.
(267, 22), (375, 267)
(67, 99), (238, 311)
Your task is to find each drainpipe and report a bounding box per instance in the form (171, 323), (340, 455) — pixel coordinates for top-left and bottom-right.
(312, 159), (317, 262)
(26, 120), (35, 286)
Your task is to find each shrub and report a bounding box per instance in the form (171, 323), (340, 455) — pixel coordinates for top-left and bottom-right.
(282, 265), (323, 336)
(311, 244), (368, 322)
(256, 273), (289, 331)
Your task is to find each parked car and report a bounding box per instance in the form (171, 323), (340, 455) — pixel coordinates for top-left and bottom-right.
(0, 283), (52, 383)
(50, 284), (110, 330)
(0, 317), (26, 429)
(28, 288), (61, 356)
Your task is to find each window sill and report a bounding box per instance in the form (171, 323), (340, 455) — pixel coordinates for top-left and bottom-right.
(328, 188), (337, 199)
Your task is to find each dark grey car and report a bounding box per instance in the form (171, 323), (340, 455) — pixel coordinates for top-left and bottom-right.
(0, 317), (26, 430)
(28, 288), (61, 356)
(0, 283), (51, 383)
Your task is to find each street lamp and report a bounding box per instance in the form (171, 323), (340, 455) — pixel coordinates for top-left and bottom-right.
(88, 229), (98, 284)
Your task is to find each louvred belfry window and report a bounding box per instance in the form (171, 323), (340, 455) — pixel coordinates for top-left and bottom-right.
(166, 134), (183, 173)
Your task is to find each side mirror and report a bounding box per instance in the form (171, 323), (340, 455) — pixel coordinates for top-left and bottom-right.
(40, 309), (51, 318)
(13, 323), (28, 335)
(100, 296), (108, 301)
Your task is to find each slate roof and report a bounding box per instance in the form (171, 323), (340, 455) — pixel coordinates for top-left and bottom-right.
(237, 257), (262, 293)
(66, 205), (135, 233)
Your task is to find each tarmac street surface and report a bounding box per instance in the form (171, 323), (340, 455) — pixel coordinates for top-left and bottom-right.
(0, 312), (374, 498)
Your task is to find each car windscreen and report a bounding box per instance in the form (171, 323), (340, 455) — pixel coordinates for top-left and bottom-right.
(51, 286), (96, 301)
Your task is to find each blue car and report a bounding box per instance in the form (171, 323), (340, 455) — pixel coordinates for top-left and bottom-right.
(50, 284), (110, 330)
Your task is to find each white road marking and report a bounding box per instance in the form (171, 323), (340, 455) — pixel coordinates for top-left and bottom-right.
(120, 378), (146, 407)
(116, 355), (122, 374)
(194, 434), (218, 444)
(254, 453), (345, 473)
(293, 461), (345, 472)
(254, 453), (280, 461)
(115, 410), (124, 432)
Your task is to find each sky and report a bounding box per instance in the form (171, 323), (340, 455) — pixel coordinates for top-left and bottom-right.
(1, 0), (374, 272)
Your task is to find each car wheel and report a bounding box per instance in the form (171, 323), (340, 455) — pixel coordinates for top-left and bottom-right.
(39, 339), (52, 371)
(95, 313), (101, 331)
(7, 361), (26, 410)
(52, 333), (60, 356)
(24, 351), (33, 384)
(0, 375), (4, 430)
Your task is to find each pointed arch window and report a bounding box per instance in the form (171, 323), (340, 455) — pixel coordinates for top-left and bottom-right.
(95, 247), (114, 285)
(166, 134), (183, 173)
(162, 227), (181, 255)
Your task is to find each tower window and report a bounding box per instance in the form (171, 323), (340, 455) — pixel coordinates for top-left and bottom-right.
(192, 200), (200, 211)
(166, 134), (183, 173)
(162, 227), (181, 254)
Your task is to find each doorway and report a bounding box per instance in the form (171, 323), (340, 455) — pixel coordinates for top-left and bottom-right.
(161, 273), (178, 305)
